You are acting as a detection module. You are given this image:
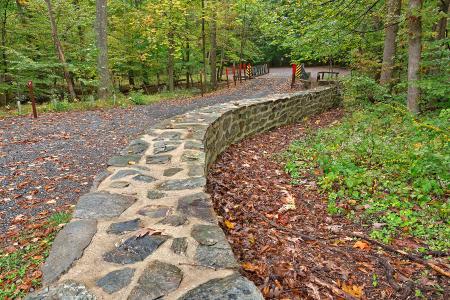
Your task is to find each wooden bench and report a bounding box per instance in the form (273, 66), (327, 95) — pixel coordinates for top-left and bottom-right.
(317, 71), (339, 86)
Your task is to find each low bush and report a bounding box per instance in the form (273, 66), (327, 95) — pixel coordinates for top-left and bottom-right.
(284, 104), (449, 250)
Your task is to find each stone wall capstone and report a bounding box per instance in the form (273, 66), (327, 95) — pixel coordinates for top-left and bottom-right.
(27, 86), (341, 300)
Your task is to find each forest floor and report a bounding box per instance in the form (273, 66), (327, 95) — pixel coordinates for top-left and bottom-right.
(207, 109), (449, 300)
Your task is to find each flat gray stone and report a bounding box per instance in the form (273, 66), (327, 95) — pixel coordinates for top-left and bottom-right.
(191, 225), (226, 246)
(178, 273), (263, 300)
(103, 235), (169, 264)
(181, 151), (204, 162)
(132, 174), (156, 183)
(107, 219), (141, 235)
(177, 193), (216, 223)
(110, 169), (141, 181)
(128, 260), (183, 300)
(163, 167), (184, 177)
(107, 155), (141, 167)
(146, 155), (171, 164)
(153, 141), (179, 154)
(158, 177), (206, 191)
(147, 190), (166, 199)
(153, 131), (182, 141)
(25, 281), (96, 300)
(124, 140), (149, 155)
(159, 215), (187, 226)
(138, 205), (172, 218)
(184, 140), (204, 150)
(171, 237), (188, 255)
(109, 181), (130, 189)
(96, 268), (135, 294)
(195, 245), (238, 269)
(41, 220), (97, 285)
(74, 192), (136, 219)
(91, 170), (112, 192)
(188, 165), (204, 177)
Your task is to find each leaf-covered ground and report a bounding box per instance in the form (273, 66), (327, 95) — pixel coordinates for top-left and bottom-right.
(207, 109), (449, 300)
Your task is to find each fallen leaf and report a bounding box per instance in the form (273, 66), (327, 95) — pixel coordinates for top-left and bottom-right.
(341, 282), (364, 298)
(353, 240), (370, 250)
(242, 262), (259, 272)
(133, 227), (162, 238)
(224, 219), (235, 229)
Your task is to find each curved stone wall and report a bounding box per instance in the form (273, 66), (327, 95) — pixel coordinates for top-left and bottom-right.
(27, 86), (341, 300)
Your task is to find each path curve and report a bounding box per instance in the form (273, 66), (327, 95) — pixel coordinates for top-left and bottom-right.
(0, 69), (292, 234)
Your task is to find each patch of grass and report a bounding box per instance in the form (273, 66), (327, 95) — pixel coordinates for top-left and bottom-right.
(283, 104), (449, 250)
(0, 211), (72, 298)
(0, 88), (198, 118)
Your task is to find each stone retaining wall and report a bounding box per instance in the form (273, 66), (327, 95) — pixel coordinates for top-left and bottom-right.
(27, 86), (341, 300)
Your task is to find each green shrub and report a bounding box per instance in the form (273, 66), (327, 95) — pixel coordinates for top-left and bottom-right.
(284, 104), (449, 250)
(341, 74), (390, 106)
(129, 91), (147, 105)
(50, 100), (71, 112)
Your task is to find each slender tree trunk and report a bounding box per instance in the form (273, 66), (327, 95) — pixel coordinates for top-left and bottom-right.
(95, 0), (112, 99)
(435, 0), (449, 40)
(218, 48), (224, 81)
(185, 15), (190, 88)
(44, 0), (77, 100)
(168, 31), (175, 92)
(209, 1), (217, 89)
(239, 3), (247, 67)
(407, 0), (422, 114)
(201, 0), (207, 82)
(1, 0), (8, 74)
(380, 0), (401, 85)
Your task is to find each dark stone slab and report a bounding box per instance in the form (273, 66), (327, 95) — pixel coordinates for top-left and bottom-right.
(128, 260), (183, 300)
(195, 245), (238, 269)
(163, 167), (184, 177)
(158, 177), (206, 191)
(74, 192), (136, 219)
(96, 268), (135, 294)
(147, 190), (166, 200)
(178, 273), (263, 300)
(110, 169), (141, 181)
(90, 170), (112, 192)
(159, 215), (187, 226)
(107, 155), (141, 167)
(152, 131), (183, 141)
(146, 155), (171, 164)
(25, 281), (96, 300)
(109, 181), (130, 189)
(123, 140), (149, 155)
(184, 140), (204, 150)
(188, 165), (205, 177)
(177, 193), (216, 223)
(181, 151), (204, 162)
(138, 205), (172, 218)
(41, 220), (97, 285)
(191, 225), (226, 246)
(171, 237), (188, 256)
(103, 235), (169, 264)
(153, 141), (179, 154)
(107, 219), (141, 235)
(132, 174), (156, 183)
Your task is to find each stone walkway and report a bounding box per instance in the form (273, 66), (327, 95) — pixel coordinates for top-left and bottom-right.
(25, 86), (341, 299)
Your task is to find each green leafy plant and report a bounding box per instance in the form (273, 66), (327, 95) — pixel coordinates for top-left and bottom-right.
(284, 103), (449, 250)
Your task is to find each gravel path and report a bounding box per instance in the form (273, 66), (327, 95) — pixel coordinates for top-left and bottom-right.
(0, 68), (292, 234)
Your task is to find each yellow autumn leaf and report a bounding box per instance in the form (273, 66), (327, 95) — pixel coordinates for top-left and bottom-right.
(241, 262), (258, 272)
(341, 282), (363, 298)
(224, 220), (235, 229)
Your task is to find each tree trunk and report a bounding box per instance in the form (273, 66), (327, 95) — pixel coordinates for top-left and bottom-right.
(185, 15), (190, 89)
(209, 2), (217, 89)
(167, 31), (175, 92)
(407, 0), (422, 114)
(44, 0), (77, 100)
(435, 0), (449, 40)
(95, 0), (112, 100)
(380, 0), (401, 85)
(1, 0), (8, 74)
(201, 0), (207, 83)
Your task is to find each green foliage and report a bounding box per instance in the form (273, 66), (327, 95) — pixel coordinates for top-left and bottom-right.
(129, 91), (147, 105)
(47, 212), (71, 226)
(340, 75), (390, 105)
(284, 104), (449, 250)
